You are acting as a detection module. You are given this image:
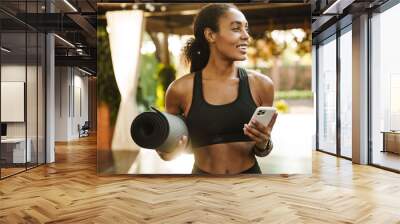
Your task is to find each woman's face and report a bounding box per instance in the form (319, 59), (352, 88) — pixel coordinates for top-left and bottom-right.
(211, 8), (250, 61)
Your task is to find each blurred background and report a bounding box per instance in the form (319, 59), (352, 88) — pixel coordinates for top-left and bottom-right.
(97, 2), (313, 174)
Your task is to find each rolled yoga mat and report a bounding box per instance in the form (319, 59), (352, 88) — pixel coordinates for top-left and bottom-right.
(131, 107), (189, 153)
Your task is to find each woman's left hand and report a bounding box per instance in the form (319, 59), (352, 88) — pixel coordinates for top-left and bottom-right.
(243, 113), (278, 148)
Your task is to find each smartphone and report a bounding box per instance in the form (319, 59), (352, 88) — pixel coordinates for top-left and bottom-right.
(249, 106), (276, 126)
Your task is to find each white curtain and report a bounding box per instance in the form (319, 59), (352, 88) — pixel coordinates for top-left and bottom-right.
(106, 10), (144, 159)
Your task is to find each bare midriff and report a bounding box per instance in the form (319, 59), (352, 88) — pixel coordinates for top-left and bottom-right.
(193, 141), (256, 174)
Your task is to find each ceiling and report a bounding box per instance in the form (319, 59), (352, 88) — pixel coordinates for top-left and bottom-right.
(310, 0), (390, 41)
(1, 0), (389, 74)
(0, 0), (97, 74)
(1, 0), (316, 76)
(98, 2), (311, 37)
(0, 0), (315, 75)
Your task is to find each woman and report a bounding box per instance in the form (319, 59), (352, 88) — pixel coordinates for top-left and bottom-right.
(156, 3), (278, 174)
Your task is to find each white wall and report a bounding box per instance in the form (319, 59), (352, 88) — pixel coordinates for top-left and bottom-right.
(55, 66), (69, 141)
(1, 65), (29, 138)
(1, 63), (46, 163)
(55, 66), (89, 141)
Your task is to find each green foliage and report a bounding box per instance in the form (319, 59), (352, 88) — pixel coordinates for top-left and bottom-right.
(97, 26), (121, 125)
(136, 53), (159, 113)
(158, 64), (176, 92)
(275, 90), (313, 100)
(155, 64), (176, 111)
(136, 57), (177, 112)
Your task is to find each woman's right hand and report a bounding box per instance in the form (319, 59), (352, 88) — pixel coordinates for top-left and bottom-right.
(157, 135), (188, 161)
(177, 135), (189, 150)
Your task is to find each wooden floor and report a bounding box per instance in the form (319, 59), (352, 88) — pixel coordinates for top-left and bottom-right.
(1, 136), (400, 223)
(373, 151), (400, 171)
(1, 167), (26, 178)
(1, 163), (45, 178)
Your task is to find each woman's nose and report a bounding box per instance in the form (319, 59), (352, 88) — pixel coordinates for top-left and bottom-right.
(241, 30), (250, 39)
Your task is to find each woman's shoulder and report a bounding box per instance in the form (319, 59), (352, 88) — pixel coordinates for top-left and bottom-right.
(166, 72), (195, 97)
(243, 68), (274, 90)
(173, 72), (195, 86)
(242, 68), (274, 105)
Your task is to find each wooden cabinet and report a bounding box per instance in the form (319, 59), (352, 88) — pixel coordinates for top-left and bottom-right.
(382, 131), (400, 154)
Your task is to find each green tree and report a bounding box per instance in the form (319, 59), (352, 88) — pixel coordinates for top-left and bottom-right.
(155, 64), (176, 111)
(136, 53), (159, 113)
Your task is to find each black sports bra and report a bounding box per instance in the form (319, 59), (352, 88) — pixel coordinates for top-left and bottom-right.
(186, 67), (258, 148)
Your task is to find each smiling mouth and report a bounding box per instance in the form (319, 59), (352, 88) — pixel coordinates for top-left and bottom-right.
(236, 44), (248, 48)
(236, 44), (248, 52)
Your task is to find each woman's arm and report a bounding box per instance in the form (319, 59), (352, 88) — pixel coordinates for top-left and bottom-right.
(251, 71), (275, 107)
(243, 71), (278, 152)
